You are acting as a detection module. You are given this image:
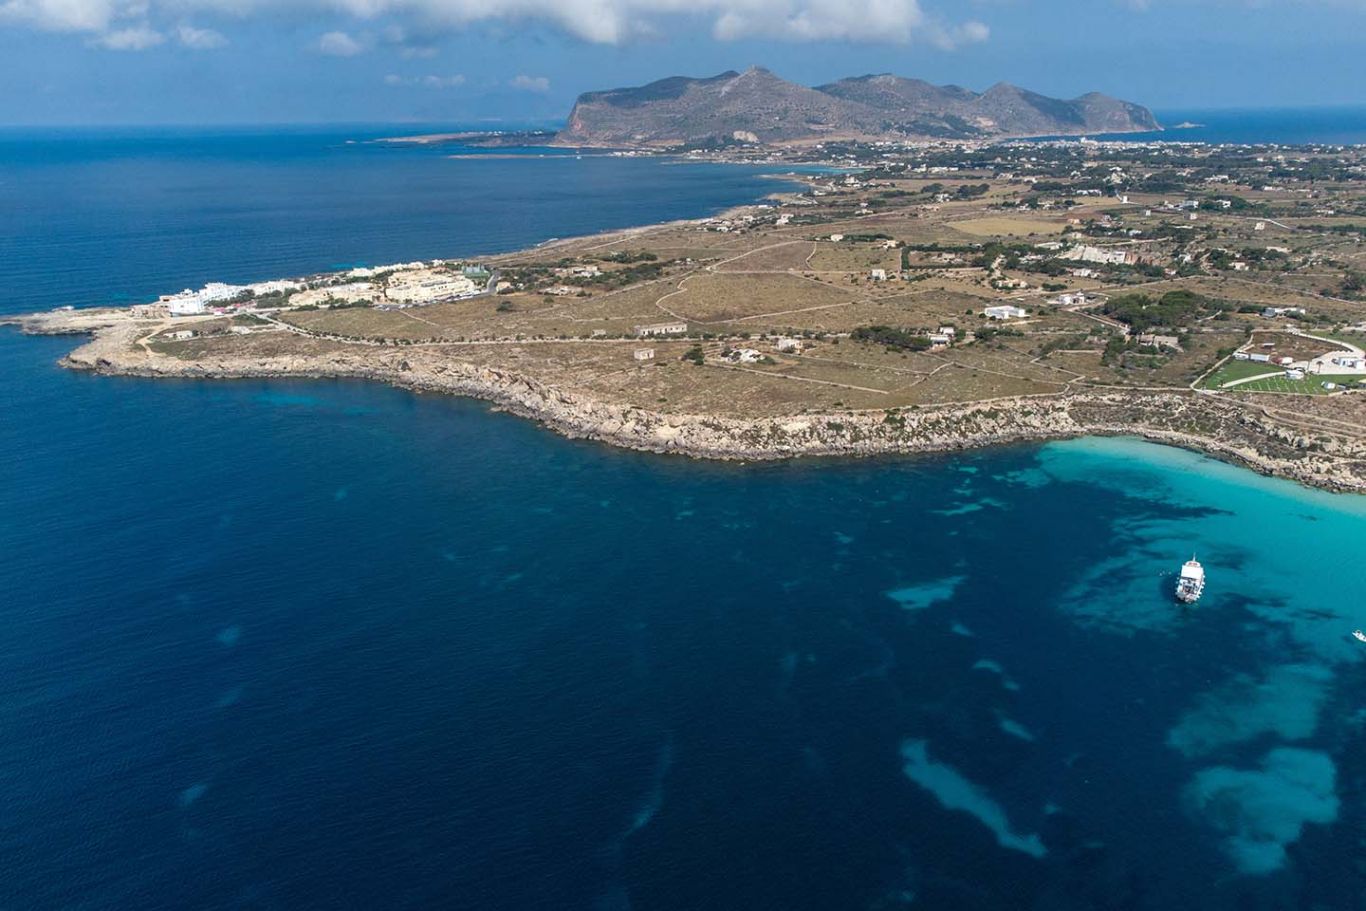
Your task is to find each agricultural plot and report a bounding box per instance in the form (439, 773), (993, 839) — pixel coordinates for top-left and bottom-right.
(661, 273), (851, 323)
(803, 244), (904, 274)
(947, 217), (1067, 238)
(711, 241), (819, 273)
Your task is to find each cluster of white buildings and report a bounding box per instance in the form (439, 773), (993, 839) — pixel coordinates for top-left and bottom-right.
(161, 279), (306, 316)
(384, 268), (481, 306)
(290, 282), (376, 309)
(1233, 344), (1366, 379)
(154, 260), (491, 316)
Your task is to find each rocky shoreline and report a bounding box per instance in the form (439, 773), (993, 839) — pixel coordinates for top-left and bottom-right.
(13, 311), (1366, 496)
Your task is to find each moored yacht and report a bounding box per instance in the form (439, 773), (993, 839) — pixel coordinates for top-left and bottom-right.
(1176, 558), (1205, 604)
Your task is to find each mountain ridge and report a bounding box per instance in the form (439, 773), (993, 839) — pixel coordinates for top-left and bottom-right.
(558, 67), (1160, 147)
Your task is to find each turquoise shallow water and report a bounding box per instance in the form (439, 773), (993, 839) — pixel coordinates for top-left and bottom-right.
(3, 127), (1365, 909)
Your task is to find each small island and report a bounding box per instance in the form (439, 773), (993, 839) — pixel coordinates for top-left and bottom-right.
(10, 138), (1366, 492)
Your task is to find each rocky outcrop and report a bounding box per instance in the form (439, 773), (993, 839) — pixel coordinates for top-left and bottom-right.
(37, 317), (1366, 495)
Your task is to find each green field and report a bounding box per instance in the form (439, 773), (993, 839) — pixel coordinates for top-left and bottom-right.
(1201, 359), (1285, 389)
(1231, 373), (1366, 395)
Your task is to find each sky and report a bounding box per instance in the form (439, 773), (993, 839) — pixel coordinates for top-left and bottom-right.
(0, 0), (1364, 125)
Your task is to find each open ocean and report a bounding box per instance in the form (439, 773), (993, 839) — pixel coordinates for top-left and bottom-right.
(2, 125), (1365, 910)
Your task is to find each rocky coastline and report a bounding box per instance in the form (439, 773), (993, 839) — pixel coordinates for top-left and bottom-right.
(12, 311), (1366, 496)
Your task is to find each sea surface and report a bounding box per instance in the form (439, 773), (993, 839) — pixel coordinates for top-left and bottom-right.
(1101, 106), (1366, 146)
(2, 126), (1366, 910)
(0, 125), (813, 315)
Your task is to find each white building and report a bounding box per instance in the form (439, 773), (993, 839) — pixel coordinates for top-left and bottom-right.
(725, 348), (763, 364)
(869, 269), (888, 282)
(1063, 245), (1132, 266)
(161, 281), (249, 315)
(385, 268), (480, 305)
(775, 337), (803, 353)
(635, 322), (687, 338)
(1050, 292), (1089, 307)
(166, 297), (207, 316)
(633, 348), (655, 362)
(984, 305), (1027, 320)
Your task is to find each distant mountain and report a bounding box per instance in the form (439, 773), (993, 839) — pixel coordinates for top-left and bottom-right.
(557, 68), (1159, 147)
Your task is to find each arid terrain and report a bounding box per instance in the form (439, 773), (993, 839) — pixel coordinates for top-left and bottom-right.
(11, 138), (1366, 490)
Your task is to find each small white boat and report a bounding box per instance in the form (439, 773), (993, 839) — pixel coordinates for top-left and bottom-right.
(1176, 557), (1205, 604)
(1353, 630), (1366, 643)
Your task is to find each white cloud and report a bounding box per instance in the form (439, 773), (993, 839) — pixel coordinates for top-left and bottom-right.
(509, 73), (549, 92)
(176, 23), (226, 48)
(714, 0), (936, 43)
(0, 0), (119, 32)
(88, 24), (164, 50)
(0, 0), (1001, 47)
(317, 29), (363, 55)
(384, 72), (466, 87)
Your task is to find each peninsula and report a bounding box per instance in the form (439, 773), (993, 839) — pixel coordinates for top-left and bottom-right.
(10, 138), (1366, 493)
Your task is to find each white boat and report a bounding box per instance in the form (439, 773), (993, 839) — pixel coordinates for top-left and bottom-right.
(1176, 557), (1205, 604)
(1353, 630), (1366, 643)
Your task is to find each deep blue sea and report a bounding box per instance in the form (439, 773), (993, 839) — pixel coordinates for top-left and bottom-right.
(2, 126), (1365, 910)
(0, 125), (815, 315)
(1108, 106), (1366, 145)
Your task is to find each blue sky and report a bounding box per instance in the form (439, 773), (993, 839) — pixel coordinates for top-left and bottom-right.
(1, 0), (1363, 125)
